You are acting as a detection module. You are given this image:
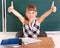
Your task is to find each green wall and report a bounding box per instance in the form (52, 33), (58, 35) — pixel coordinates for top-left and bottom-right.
(6, 0), (60, 32)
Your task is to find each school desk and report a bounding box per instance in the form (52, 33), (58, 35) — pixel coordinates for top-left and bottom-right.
(4, 37), (54, 48)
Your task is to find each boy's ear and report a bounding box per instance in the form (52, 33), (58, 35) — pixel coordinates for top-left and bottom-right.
(36, 12), (37, 15)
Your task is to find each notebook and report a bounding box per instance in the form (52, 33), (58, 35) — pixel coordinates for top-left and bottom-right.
(20, 38), (42, 45)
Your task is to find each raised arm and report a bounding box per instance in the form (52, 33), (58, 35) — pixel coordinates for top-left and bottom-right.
(37, 1), (56, 24)
(8, 1), (25, 24)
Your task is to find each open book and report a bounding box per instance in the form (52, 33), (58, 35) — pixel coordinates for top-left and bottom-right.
(20, 38), (42, 45)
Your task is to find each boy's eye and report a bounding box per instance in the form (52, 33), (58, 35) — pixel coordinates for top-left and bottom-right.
(32, 12), (35, 14)
(28, 12), (30, 14)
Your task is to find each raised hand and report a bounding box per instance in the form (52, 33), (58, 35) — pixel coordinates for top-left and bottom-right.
(8, 1), (14, 13)
(51, 1), (57, 12)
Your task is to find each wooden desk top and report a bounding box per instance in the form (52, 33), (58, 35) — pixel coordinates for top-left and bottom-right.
(4, 37), (54, 48)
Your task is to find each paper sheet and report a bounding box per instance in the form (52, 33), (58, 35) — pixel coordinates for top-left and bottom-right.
(20, 38), (42, 45)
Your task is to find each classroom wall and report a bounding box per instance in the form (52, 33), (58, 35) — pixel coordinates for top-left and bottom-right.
(0, 0), (60, 32)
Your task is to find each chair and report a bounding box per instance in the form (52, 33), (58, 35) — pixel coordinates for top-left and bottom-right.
(16, 31), (24, 38)
(39, 30), (47, 37)
(16, 30), (47, 38)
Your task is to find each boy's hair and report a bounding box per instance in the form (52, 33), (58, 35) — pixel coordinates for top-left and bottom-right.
(26, 4), (37, 12)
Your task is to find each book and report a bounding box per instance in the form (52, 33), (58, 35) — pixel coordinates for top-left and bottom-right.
(1, 38), (22, 45)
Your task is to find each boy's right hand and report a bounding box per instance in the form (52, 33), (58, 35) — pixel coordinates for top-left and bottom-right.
(51, 1), (56, 12)
(8, 1), (14, 13)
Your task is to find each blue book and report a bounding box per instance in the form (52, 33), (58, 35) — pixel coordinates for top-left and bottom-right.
(1, 38), (22, 45)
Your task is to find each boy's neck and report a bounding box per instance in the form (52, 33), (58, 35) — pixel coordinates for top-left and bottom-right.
(29, 18), (34, 23)
(29, 18), (35, 26)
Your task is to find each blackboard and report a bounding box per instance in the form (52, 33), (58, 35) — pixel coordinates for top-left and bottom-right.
(6, 0), (60, 32)
(0, 0), (2, 32)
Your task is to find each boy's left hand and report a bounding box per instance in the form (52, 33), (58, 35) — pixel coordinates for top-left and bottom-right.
(51, 1), (57, 12)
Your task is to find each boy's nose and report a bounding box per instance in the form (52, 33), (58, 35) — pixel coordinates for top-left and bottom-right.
(30, 13), (32, 16)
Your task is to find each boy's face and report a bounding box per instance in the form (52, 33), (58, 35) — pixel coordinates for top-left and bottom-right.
(26, 10), (37, 20)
